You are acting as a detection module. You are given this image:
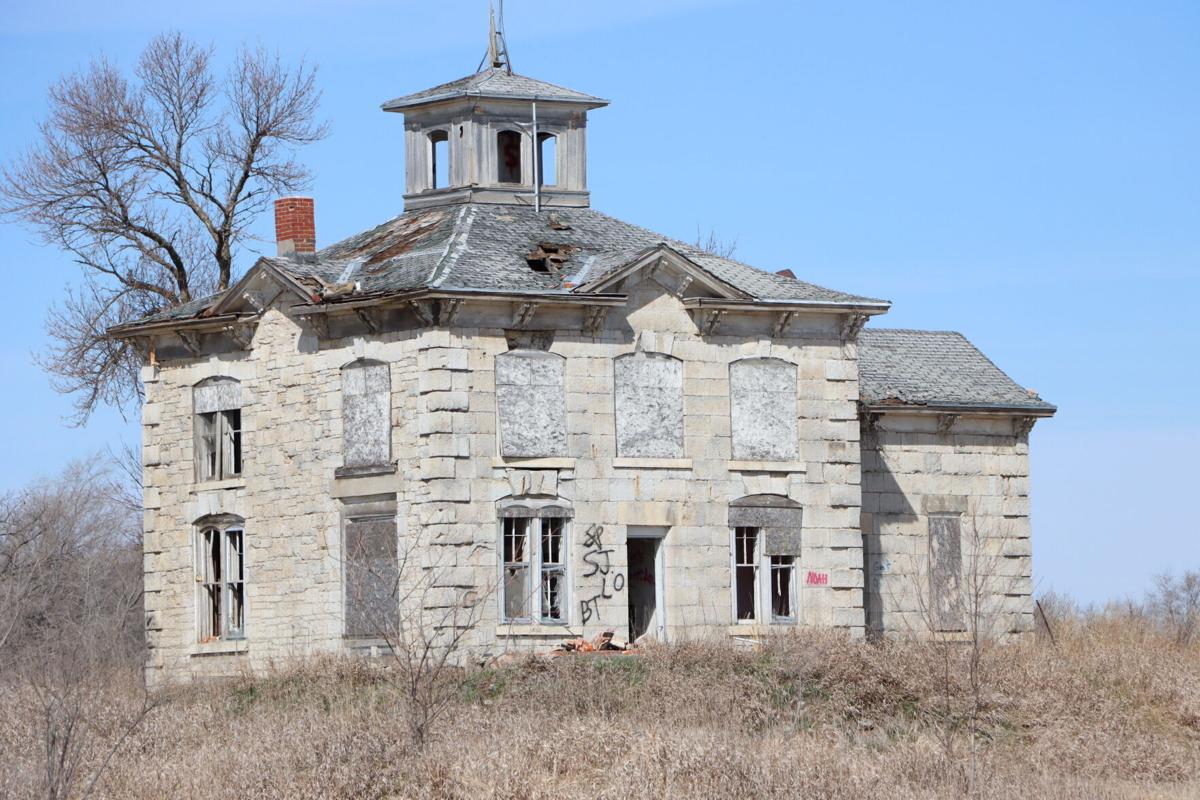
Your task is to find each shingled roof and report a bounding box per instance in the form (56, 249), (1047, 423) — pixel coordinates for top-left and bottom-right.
(858, 328), (1055, 413)
(125, 204), (888, 326)
(382, 68), (608, 110)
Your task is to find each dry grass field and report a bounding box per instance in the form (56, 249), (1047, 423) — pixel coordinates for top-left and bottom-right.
(0, 611), (1196, 800)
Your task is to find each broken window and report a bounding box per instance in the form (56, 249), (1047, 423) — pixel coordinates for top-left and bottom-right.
(495, 350), (568, 458)
(341, 360), (391, 468)
(929, 513), (965, 631)
(770, 555), (796, 621)
(730, 495), (803, 624)
(195, 520), (245, 642)
(344, 515), (399, 638)
(729, 358), (799, 461)
(193, 377), (243, 482)
(614, 352), (685, 458)
(500, 504), (571, 623)
(497, 129), (522, 184)
(537, 132), (557, 186)
(734, 527), (759, 621)
(430, 130), (449, 189)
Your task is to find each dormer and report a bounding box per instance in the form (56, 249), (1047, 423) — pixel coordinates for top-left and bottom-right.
(382, 48), (607, 211)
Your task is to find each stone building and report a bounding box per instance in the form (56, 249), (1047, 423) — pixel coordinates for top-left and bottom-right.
(109, 42), (1055, 682)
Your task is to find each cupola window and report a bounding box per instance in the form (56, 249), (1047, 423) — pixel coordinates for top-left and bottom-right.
(429, 130), (449, 189)
(537, 132), (557, 186)
(497, 130), (522, 184)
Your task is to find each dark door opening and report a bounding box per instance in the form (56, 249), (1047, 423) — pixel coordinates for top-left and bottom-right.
(627, 536), (661, 643)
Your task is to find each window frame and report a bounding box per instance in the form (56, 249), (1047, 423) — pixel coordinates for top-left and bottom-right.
(732, 526), (761, 623)
(498, 505), (572, 625)
(496, 129), (523, 185)
(195, 521), (246, 643)
(342, 509), (400, 640)
(194, 378), (243, 483)
(769, 554), (797, 623)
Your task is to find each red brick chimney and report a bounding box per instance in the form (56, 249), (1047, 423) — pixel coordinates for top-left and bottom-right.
(274, 197), (315, 256)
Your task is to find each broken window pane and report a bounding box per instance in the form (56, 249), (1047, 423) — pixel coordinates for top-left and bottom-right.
(539, 518), (565, 622)
(929, 514), (965, 631)
(503, 518), (531, 620)
(734, 527), (759, 621)
(223, 409), (242, 477)
(770, 555), (795, 621)
(497, 130), (522, 184)
(225, 529), (245, 637)
(194, 378), (243, 483)
(344, 516), (399, 638)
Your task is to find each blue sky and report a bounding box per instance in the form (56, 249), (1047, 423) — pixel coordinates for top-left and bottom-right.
(1, 1), (1196, 604)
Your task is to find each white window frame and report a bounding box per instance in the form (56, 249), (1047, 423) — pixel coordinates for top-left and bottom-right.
(769, 554), (797, 623)
(195, 523), (246, 642)
(498, 506), (572, 625)
(732, 526), (761, 623)
(731, 527), (799, 625)
(196, 409), (242, 481)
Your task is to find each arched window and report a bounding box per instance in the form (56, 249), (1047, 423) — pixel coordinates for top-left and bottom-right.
(194, 515), (246, 642)
(497, 130), (522, 184)
(495, 350), (567, 458)
(614, 352), (684, 458)
(498, 498), (573, 623)
(193, 377), (242, 482)
(429, 129), (449, 189)
(537, 132), (557, 186)
(729, 358), (798, 461)
(729, 495), (802, 624)
(341, 359), (391, 469)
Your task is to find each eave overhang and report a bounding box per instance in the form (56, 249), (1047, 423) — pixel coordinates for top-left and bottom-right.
(682, 297), (892, 315)
(861, 401), (1056, 418)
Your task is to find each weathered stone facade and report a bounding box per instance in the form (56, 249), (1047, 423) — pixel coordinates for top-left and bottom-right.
(118, 52), (1054, 683)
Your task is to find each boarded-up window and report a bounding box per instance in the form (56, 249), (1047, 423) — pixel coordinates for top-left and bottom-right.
(193, 378), (243, 481)
(495, 351), (567, 458)
(342, 360), (391, 468)
(928, 514), (965, 631)
(729, 358), (798, 461)
(614, 352), (684, 458)
(344, 516), (399, 638)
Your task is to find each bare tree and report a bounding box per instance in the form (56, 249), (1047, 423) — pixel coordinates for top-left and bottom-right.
(344, 525), (491, 748)
(1, 33), (327, 422)
(692, 226), (738, 259)
(0, 455), (152, 800)
(1147, 570), (1200, 647)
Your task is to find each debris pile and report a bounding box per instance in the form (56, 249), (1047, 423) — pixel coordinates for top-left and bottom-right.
(551, 629), (639, 656)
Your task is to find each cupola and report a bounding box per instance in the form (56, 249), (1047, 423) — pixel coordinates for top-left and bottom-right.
(381, 10), (608, 211)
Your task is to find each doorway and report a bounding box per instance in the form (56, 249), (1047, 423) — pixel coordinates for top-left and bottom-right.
(626, 526), (667, 643)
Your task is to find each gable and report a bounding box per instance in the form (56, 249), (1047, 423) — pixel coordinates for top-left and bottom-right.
(575, 244), (749, 301)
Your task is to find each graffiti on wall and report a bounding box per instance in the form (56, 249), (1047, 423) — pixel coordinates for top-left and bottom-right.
(579, 524), (625, 624)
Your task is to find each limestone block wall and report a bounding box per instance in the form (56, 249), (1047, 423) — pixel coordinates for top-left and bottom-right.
(143, 276), (870, 682)
(860, 413), (1035, 639)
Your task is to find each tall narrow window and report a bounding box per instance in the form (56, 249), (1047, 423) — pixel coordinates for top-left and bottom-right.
(734, 527), (759, 621)
(500, 503), (571, 624)
(194, 377), (243, 482)
(195, 519), (246, 642)
(730, 495), (803, 625)
(341, 360), (391, 469)
(344, 515), (399, 638)
(430, 130), (449, 189)
(929, 513), (965, 631)
(770, 556), (796, 621)
(497, 130), (522, 184)
(614, 352), (684, 458)
(537, 132), (557, 186)
(502, 517), (532, 620)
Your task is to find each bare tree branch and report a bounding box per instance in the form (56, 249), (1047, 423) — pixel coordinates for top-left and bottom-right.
(1, 32), (327, 423)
